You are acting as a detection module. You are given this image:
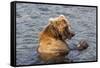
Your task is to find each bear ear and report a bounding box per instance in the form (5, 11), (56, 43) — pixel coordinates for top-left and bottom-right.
(59, 15), (65, 19)
(49, 18), (54, 24)
(49, 18), (57, 25)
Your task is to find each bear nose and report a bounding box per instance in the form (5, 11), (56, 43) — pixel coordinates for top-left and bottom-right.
(71, 31), (75, 37)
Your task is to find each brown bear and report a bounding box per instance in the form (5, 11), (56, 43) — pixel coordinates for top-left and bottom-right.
(37, 15), (75, 63)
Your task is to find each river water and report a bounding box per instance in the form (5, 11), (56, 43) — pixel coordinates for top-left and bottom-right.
(16, 3), (97, 65)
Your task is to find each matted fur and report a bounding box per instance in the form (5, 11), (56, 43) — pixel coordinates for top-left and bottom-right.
(38, 15), (75, 62)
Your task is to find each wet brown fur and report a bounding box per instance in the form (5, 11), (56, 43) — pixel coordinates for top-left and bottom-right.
(37, 15), (75, 62)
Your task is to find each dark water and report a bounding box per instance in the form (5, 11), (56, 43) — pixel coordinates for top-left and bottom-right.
(16, 3), (97, 65)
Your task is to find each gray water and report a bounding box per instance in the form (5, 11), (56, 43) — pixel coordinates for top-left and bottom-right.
(16, 3), (97, 65)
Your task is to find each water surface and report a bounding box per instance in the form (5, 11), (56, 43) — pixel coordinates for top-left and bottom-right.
(16, 3), (97, 65)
